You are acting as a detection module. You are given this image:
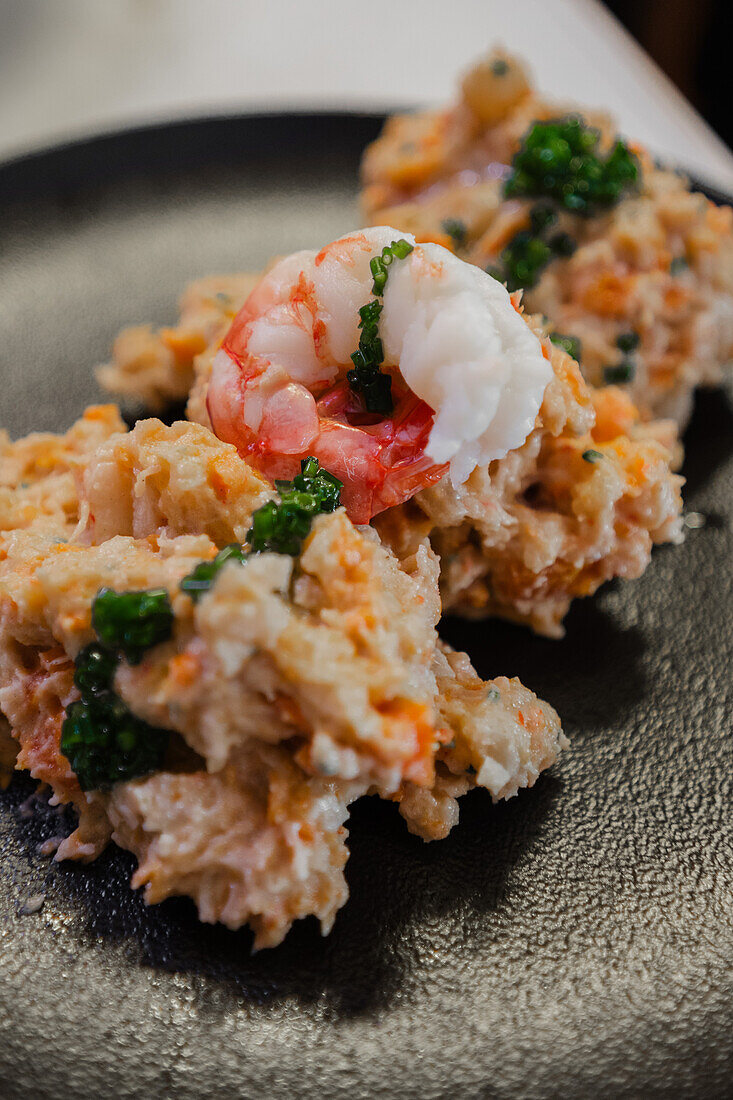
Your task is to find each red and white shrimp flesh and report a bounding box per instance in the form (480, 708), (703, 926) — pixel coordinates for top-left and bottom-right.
(207, 226), (552, 523)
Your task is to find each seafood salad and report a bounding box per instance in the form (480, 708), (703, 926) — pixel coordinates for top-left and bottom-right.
(4, 46), (730, 946)
(361, 50), (733, 427)
(0, 411), (565, 947)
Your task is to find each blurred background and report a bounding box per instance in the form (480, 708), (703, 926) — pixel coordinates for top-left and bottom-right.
(607, 0), (730, 149)
(0, 0), (731, 189)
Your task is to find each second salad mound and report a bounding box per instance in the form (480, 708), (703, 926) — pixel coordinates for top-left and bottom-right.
(361, 50), (733, 426)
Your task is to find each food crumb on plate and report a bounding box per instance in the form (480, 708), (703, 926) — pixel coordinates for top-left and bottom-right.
(17, 893), (45, 916)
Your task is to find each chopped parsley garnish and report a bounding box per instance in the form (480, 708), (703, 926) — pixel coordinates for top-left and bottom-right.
(529, 202), (557, 234)
(549, 331), (582, 362)
(63, 455), (342, 790)
(368, 237), (413, 295)
(61, 624), (170, 791)
(61, 693), (169, 792)
(548, 231), (577, 257)
(616, 331), (640, 353)
(505, 116), (639, 215)
(276, 455), (343, 512)
(250, 457), (343, 555)
(582, 449), (604, 463)
(182, 460), (344, 597)
(72, 642), (118, 697)
(603, 360), (636, 384)
(499, 231), (553, 292)
(600, 333), (639, 384)
(442, 217), (468, 248)
(180, 458), (343, 599)
(348, 238), (414, 414)
(180, 543), (248, 602)
(490, 116), (635, 290)
(493, 216), (576, 292)
(92, 587), (173, 665)
(249, 501), (312, 557)
(348, 299), (392, 414)
(670, 256), (688, 275)
(491, 58), (509, 76)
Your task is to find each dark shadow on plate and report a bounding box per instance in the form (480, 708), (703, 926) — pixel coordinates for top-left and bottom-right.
(680, 384), (733, 499)
(439, 596), (647, 738)
(1, 766), (558, 1019)
(0, 113), (387, 206)
(121, 400), (189, 431)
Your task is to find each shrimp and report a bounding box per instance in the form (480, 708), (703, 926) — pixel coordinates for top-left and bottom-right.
(207, 227), (551, 523)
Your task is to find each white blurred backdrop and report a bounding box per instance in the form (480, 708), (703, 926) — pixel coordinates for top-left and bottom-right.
(1, 0), (732, 189)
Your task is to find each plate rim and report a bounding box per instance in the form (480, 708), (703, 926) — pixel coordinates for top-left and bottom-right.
(0, 105), (731, 1099)
(0, 108), (730, 209)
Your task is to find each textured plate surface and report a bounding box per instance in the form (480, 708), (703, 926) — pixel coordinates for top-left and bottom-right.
(0, 115), (731, 1100)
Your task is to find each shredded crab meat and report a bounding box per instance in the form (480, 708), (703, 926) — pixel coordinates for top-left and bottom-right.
(0, 413), (566, 944)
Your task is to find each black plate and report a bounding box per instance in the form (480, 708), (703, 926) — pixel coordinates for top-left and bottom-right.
(1, 114), (731, 1099)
